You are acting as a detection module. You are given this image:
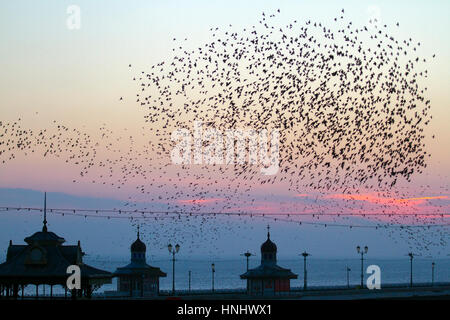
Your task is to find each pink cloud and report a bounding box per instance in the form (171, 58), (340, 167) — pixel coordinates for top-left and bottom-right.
(177, 198), (224, 205)
(326, 193), (448, 206)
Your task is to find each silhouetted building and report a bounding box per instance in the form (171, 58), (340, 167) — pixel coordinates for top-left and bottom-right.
(0, 193), (112, 299)
(111, 227), (166, 297)
(240, 227), (297, 295)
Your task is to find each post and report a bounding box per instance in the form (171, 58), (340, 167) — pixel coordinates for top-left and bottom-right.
(172, 251), (176, 295)
(431, 262), (435, 286)
(211, 263), (215, 293)
(360, 252), (364, 288)
(301, 251), (310, 290)
(346, 267), (351, 288)
(168, 243), (180, 295)
(356, 245), (368, 288)
(303, 256), (307, 290)
(130, 277), (133, 297)
(13, 284), (18, 299)
(188, 271), (191, 293)
(408, 253), (414, 287)
(410, 256), (413, 287)
(246, 255), (249, 271)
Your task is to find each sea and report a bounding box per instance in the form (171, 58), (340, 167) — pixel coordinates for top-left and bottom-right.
(12, 256), (450, 296)
(88, 256), (449, 293)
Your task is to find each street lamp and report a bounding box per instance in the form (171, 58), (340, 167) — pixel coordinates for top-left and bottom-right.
(241, 251), (254, 271)
(211, 263), (215, 293)
(408, 252), (414, 287)
(301, 251), (310, 290)
(241, 251), (253, 294)
(346, 267), (352, 288)
(356, 245), (368, 288)
(431, 262), (435, 286)
(168, 243), (180, 295)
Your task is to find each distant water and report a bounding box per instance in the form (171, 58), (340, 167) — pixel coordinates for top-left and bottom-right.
(14, 257), (450, 296)
(90, 257), (449, 293)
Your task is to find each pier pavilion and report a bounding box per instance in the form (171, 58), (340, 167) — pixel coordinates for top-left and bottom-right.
(110, 226), (166, 297)
(240, 226), (297, 295)
(0, 193), (112, 299)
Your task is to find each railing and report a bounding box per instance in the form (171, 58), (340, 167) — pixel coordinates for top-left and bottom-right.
(3, 282), (449, 299)
(156, 281), (450, 297)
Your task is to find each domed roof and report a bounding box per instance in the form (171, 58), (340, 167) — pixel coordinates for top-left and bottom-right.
(24, 231), (65, 245)
(131, 238), (146, 252)
(131, 225), (146, 252)
(261, 232), (277, 253)
(24, 192), (65, 245)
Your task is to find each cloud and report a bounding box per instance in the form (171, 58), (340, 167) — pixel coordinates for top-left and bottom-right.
(177, 198), (224, 205)
(327, 193), (448, 206)
(397, 196), (449, 202)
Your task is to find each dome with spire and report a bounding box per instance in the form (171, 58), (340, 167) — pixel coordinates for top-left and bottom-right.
(113, 226), (167, 297)
(240, 226), (297, 295)
(131, 238), (146, 253)
(261, 237), (277, 253)
(24, 191), (65, 246)
(131, 226), (146, 253)
(260, 227), (277, 253)
(260, 225), (277, 265)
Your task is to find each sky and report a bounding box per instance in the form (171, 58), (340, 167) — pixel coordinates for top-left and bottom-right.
(0, 1), (449, 259)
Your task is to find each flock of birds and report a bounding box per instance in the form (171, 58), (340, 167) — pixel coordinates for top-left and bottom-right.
(0, 9), (448, 255)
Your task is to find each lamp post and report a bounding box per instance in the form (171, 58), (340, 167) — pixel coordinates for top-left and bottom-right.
(168, 243), (180, 295)
(356, 245), (368, 288)
(241, 251), (253, 293)
(431, 262), (435, 286)
(211, 263), (215, 293)
(301, 251), (310, 290)
(346, 266), (351, 289)
(241, 251), (254, 271)
(408, 252), (414, 287)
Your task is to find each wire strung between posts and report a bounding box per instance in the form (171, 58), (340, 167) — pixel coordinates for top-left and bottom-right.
(1, 207), (449, 230)
(0, 206), (449, 217)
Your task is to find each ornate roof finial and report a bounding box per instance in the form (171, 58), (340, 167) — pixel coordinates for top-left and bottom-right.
(42, 192), (48, 232)
(137, 224), (140, 239)
(267, 224), (270, 239)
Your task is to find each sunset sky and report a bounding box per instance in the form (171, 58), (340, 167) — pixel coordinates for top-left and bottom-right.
(0, 1), (449, 258)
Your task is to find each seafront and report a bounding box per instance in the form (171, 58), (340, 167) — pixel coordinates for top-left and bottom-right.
(98, 282), (450, 300)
